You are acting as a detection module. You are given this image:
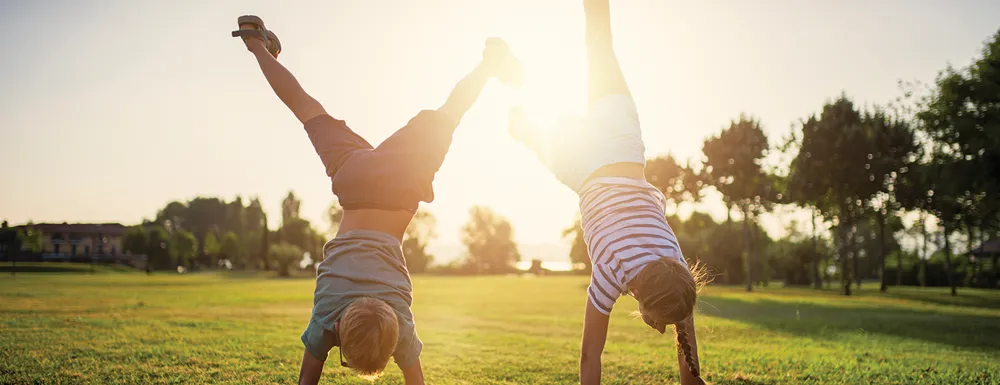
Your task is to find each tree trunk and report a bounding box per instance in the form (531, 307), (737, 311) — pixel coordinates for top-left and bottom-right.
(825, 252), (833, 288)
(942, 226), (957, 296)
(920, 214), (928, 287)
(993, 252), (999, 290)
(725, 204), (733, 284)
(853, 225), (862, 290)
(967, 223), (976, 288)
(877, 210), (888, 292)
(982, 227), (997, 290)
(753, 220), (768, 287)
(260, 215), (270, 271)
(741, 206), (753, 293)
(896, 239), (903, 287)
(811, 209), (823, 289)
(980, 227), (996, 290)
(838, 208), (852, 296)
(195, 231), (206, 266)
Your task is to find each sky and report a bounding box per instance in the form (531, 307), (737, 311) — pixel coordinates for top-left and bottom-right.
(1, 0), (998, 263)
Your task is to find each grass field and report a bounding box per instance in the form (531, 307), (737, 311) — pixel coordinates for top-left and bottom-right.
(2, 267), (999, 385)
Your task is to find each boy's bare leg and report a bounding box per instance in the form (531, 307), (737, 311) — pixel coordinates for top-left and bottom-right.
(437, 62), (493, 124)
(584, 0), (631, 104)
(438, 39), (517, 124)
(242, 29), (327, 124)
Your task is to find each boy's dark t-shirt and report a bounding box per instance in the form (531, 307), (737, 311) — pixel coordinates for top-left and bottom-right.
(301, 230), (422, 369)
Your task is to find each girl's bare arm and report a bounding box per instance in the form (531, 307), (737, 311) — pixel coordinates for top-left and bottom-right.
(580, 300), (611, 385)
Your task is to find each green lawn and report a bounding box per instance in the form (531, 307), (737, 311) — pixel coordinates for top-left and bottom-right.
(1, 268), (998, 384)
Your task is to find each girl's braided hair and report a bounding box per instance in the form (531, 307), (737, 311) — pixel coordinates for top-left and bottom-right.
(631, 259), (708, 384)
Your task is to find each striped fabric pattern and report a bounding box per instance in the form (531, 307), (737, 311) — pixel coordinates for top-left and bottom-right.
(579, 177), (686, 315)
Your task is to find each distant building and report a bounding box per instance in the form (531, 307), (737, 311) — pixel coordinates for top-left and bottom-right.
(32, 223), (127, 260)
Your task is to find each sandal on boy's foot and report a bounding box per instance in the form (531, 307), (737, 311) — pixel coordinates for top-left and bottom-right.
(231, 15), (282, 58)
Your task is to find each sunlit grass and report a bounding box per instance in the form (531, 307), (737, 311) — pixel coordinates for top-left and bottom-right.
(1, 268), (998, 384)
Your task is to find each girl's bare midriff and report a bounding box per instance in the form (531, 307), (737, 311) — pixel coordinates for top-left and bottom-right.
(586, 162), (645, 182)
(338, 209), (414, 242)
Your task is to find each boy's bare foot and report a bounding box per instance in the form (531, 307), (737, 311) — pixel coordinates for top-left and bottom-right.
(483, 38), (524, 87)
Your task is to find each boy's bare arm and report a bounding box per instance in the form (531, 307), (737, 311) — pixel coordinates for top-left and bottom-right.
(401, 358), (425, 385)
(298, 349), (325, 385)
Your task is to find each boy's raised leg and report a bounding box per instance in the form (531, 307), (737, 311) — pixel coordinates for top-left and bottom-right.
(584, 0), (632, 104)
(242, 30), (327, 125)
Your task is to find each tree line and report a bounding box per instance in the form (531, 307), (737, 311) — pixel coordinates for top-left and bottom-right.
(87, 192), (518, 277)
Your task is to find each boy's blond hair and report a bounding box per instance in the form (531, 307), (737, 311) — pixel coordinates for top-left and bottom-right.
(630, 258), (708, 384)
(339, 297), (399, 376)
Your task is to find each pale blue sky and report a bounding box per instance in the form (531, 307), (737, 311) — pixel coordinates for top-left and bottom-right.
(1, 0), (997, 261)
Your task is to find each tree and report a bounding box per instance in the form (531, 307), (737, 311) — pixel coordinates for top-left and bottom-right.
(122, 226), (149, 255)
(280, 217), (316, 253)
(276, 191), (319, 259)
(897, 172), (932, 286)
(562, 218), (589, 272)
(269, 242), (304, 277)
(864, 108), (918, 292)
(308, 231), (326, 270)
(644, 154), (703, 207)
(328, 199), (344, 237)
(769, 231), (827, 287)
(170, 230), (198, 269)
(783, 118), (837, 289)
(227, 197), (246, 241)
(702, 114), (779, 292)
(911, 29), (1000, 295)
(260, 212), (270, 271)
(1, 221), (14, 262)
(244, 197), (267, 264)
(220, 232), (241, 268)
(460, 206), (520, 274)
(402, 209), (436, 273)
(282, 191), (302, 225)
(920, 162), (970, 296)
(151, 196), (263, 267)
(203, 232), (220, 266)
(184, 197), (227, 259)
(16, 223), (43, 253)
(667, 211), (755, 285)
(146, 226), (171, 270)
(277, 191), (319, 263)
(789, 97), (883, 295)
(156, 201), (188, 230)
(892, 81), (937, 289)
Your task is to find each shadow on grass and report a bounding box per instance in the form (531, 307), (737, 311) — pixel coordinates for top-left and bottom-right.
(717, 285), (1000, 310)
(880, 290), (1000, 310)
(700, 294), (1000, 353)
(212, 270), (315, 280)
